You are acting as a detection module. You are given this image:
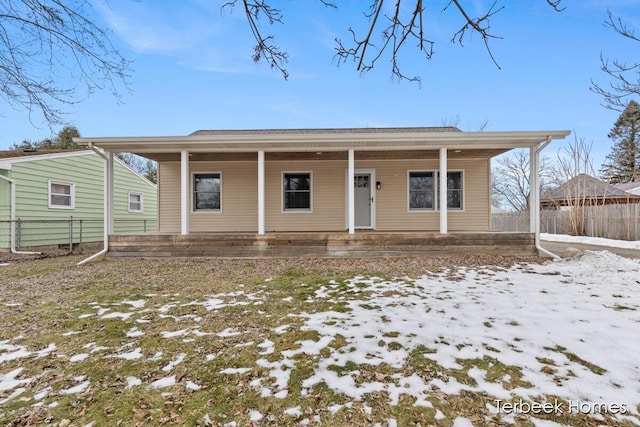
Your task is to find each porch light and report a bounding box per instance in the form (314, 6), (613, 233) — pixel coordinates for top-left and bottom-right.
(376, 181), (382, 190)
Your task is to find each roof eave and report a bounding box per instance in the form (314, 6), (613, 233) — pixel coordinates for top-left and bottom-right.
(74, 130), (571, 153)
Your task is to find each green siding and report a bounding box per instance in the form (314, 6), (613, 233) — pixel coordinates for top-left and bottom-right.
(0, 171), (10, 249)
(0, 152), (157, 249)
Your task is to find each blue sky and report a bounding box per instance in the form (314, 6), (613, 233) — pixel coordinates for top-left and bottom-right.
(1, 0), (639, 167)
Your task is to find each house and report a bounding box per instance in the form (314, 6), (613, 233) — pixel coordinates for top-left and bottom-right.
(541, 174), (640, 209)
(0, 149), (157, 251)
(74, 127), (570, 257)
(615, 181), (640, 197)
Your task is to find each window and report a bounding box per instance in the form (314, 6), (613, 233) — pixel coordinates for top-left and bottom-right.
(49, 181), (74, 209)
(193, 173), (221, 211)
(283, 172), (311, 211)
(437, 171), (464, 210)
(408, 171), (463, 211)
(409, 171), (435, 210)
(128, 192), (143, 213)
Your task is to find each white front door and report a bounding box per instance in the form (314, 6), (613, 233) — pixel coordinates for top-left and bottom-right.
(354, 173), (372, 228)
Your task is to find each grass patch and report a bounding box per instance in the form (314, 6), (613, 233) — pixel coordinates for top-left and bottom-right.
(545, 346), (607, 375)
(0, 256), (635, 427)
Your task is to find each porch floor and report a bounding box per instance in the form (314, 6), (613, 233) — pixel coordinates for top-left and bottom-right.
(108, 231), (537, 258)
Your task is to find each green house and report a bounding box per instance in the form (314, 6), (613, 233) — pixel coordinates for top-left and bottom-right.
(0, 149), (157, 250)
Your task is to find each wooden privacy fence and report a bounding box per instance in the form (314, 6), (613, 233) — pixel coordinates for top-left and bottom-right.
(492, 203), (640, 241)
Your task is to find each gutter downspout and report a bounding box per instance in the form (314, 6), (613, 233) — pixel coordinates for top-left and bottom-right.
(78, 144), (109, 265)
(532, 136), (560, 260)
(0, 175), (42, 255)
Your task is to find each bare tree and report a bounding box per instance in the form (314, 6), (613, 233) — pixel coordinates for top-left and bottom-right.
(591, 10), (640, 110)
(222, 1), (565, 82)
(553, 137), (600, 235)
(491, 149), (554, 212)
(0, 0), (131, 125)
(117, 153), (157, 184)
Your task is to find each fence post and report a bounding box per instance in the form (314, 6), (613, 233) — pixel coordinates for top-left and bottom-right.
(144, 219), (147, 233)
(69, 216), (73, 253)
(16, 218), (21, 250)
(79, 219), (83, 253)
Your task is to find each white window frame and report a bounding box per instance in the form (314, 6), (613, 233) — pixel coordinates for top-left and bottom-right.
(407, 170), (465, 212)
(192, 172), (222, 213)
(128, 191), (144, 213)
(48, 180), (75, 209)
(407, 170), (436, 212)
(282, 171), (312, 213)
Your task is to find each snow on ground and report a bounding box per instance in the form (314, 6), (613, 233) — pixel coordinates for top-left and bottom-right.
(292, 251), (640, 423)
(542, 233), (640, 250)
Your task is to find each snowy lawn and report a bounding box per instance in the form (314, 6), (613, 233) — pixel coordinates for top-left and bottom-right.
(0, 253), (639, 426)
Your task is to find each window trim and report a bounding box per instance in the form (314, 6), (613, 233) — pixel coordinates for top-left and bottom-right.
(407, 170), (436, 212)
(282, 171), (313, 213)
(407, 170), (465, 212)
(48, 180), (75, 209)
(192, 172), (222, 213)
(128, 191), (144, 213)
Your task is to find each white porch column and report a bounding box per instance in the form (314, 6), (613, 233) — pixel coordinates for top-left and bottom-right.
(181, 150), (189, 235)
(106, 151), (114, 234)
(439, 147), (448, 234)
(348, 149), (355, 234)
(529, 145), (538, 234)
(257, 150), (265, 235)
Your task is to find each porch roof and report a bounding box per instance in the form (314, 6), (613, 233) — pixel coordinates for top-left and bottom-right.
(74, 127), (571, 160)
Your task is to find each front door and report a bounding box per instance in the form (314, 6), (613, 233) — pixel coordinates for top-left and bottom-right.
(354, 173), (372, 228)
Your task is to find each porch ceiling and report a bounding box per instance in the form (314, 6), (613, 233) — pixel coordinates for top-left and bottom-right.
(139, 148), (512, 162)
(75, 128), (571, 157)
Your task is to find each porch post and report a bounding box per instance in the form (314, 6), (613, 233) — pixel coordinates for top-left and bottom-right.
(439, 147), (448, 234)
(257, 150), (265, 235)
(106, 151), (114, 234)
(348, 149), (355, 234)
(529, 145), (538, 234)
(181, 150), (189, 235)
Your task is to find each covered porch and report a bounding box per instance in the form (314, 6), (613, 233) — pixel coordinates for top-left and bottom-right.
(75, 127), (570, 259)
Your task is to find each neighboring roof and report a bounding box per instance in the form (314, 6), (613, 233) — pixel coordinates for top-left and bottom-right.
(74, 127), (571, 160)
(543, 174), (640, 203)
(0, 149), (94, 170)
(0, 148), (89, 160)
(614, 181), (640, 192)
(0, 149), (156, 189)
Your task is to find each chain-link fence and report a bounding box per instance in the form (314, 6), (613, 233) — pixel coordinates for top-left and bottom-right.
(492, 203), (640, 241)
(0, 217), (157, 254)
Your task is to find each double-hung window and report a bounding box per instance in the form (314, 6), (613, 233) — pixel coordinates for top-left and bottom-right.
(408, 171), (463, 211)
(409, 171), (435, 210)
(49, 181), (75, 209)
(128, 192), (144, 213)
(193, 173), (221, 212)
(283, 172), (311, 211)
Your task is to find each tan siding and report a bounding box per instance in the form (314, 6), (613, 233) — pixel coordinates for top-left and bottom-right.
(158, 157), (490, 233)
(266, 161), (345, 231)
(158, 162), (181, 232)
(357, 159), (490, 232)
(189, 162), (257, 232)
